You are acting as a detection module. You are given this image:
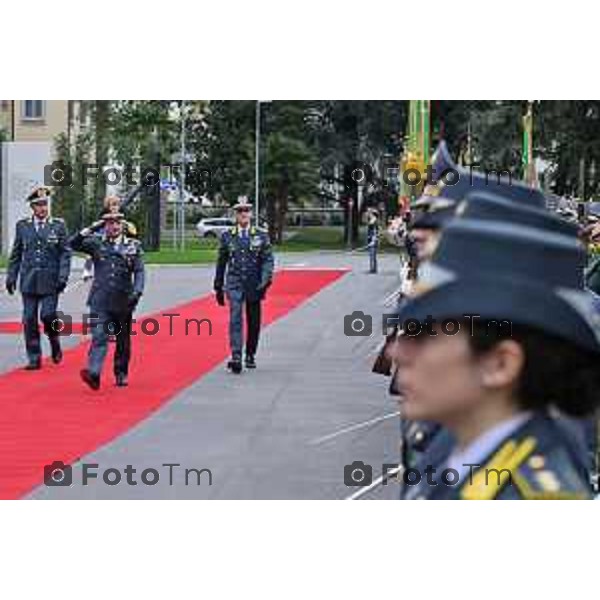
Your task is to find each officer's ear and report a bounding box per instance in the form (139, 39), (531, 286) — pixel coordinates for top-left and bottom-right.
(477, 339), (525, 391)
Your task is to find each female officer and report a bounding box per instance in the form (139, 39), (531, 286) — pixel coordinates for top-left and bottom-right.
(390, 216), (600, 499)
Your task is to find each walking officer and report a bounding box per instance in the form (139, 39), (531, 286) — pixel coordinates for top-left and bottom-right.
(5, 186), (71, 370)
(69, 213), (145, 390)
(213, 198), (274, 374)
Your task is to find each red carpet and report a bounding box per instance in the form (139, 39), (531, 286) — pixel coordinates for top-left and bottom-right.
(0, 269), (347, 499)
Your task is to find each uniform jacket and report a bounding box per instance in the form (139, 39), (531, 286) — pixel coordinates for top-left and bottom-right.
(70, 231), (145, 314)
(213, 226), (274, 302)
(412, 413), (592, 500)
(7, 217), (71, 295)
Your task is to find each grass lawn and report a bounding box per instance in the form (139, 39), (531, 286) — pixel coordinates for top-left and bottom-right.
(280, 226), (399, 253)
(110, 226), (402, 264)
(1, 226), (400, 267)
(145, 227), (349, 263)
(145, 238), (218, 264)
(280, 226), (347, 251)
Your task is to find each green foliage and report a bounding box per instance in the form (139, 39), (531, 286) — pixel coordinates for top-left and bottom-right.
(46, 100), (600, 248)
(52, 131), (94, 231)
(536, 101), (600, 197)
(189, 100), (255, 201)
(436, 100), (600, 198)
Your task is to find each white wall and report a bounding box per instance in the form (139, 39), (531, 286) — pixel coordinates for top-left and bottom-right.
(1, 141), (53, 254)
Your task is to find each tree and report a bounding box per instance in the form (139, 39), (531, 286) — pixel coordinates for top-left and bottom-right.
(194, 101), (321, 242)
(52, 130), (94, 230)
(312, 101), (408, 245)
(536, 101), (600, 198)
(261, 102), (320, 242)
(190, 100), (256, 203)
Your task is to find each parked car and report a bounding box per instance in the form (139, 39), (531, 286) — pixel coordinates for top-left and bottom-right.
(588, 201), (600, 218)
(195, 217), (235, 238)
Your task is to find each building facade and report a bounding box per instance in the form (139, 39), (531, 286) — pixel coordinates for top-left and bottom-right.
(0, 100), (83, 143)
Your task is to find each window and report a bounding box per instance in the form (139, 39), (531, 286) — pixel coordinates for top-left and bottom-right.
(0, 100), (10, 111)
(21, 100), (44, 120)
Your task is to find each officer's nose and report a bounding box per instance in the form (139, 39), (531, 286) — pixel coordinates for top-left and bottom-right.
(390, 332), (420, 369)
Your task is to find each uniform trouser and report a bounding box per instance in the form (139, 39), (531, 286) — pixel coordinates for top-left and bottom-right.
(88, 309), (132, 378)
(368, 244), (378, 273)
(22, 293), (59, 361)
(115, 312), (133, 376)
(227, 289), (261, 359)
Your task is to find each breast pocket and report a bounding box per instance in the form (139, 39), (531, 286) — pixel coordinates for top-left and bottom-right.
(250, 237), (263, 252)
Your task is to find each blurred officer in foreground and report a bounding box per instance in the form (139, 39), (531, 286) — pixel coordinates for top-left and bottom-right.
(389, 200), (600, 499)
(70, 213), (145, 390)
(394, 187), (595, 495)
(374, 141), (581, 484)
(366, 208), (379, 274)
(214, 198), (274, 373)
(5, 186), (71, 369)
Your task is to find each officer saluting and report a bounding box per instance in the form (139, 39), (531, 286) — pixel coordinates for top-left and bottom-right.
(5, 186), (71, 370)
(214, 198), (274, 374)
(70, 213), (145, 390)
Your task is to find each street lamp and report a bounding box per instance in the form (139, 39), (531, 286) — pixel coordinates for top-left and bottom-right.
(179, 100), (186, 251)
(255, 100), (271, 226)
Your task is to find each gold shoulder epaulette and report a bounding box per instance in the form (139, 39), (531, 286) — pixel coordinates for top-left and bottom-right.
(124, 220), (137, 236)
(461, 436), (537, 500)
(509, 450), (592, 500)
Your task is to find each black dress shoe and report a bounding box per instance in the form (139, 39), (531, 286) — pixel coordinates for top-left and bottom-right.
(227, 358), (242, 374)
(50, 339), (63, 364)
(24, 359), (41, 371)
(80, 369), (101, 390)
(245, 354), (256, 369)
(115, 373), (128, 387)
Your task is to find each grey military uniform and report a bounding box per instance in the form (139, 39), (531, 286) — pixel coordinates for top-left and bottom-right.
(367, 220), (379, 273)
(70, 230), (145, 378)
(214, 225), (274, 360)
(6, 216), (71, 362)
(414, 414), (593, 500)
